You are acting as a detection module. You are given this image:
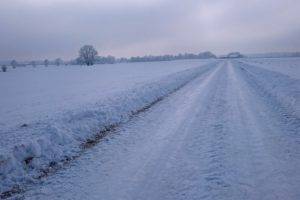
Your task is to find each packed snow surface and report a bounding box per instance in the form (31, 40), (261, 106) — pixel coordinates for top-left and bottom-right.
(0, 59), (215, 194)
(1, 59), (300, 199)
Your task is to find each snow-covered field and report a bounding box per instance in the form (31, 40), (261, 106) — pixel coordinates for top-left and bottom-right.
(242, 57), (300, 79)
(0, 60), (214, 132)
(1, 58), (299, 199)
(0, 59), (216, 195)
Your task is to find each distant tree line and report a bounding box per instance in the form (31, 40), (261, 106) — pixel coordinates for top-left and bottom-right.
(4, 44), (300, 69)
(2, 45), (218, 69)
(72, 49), (216, 65)
(2, 58), (66, 69)
(124, 51), (217, 63)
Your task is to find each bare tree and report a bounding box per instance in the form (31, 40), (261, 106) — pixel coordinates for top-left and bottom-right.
(55, 58), (63, 66)
(76, 56), (84, 65)
(1, 65), (7, 72)
(78, 45), (98, 66)
(30, 61), (36, 67)
(11, 60), (18, 68)
(44, 59), (49, 67)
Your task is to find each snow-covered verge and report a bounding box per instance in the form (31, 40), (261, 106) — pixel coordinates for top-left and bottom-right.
(241, 57), (300, 79)
(0, 61), (217, 196)
(234, 60), (300, 118)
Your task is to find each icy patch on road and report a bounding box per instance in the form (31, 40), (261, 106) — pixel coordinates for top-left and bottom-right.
(0, 62), (216, 196)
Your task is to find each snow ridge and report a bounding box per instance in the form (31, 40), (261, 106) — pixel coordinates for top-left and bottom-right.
(0, 62), (217, 196)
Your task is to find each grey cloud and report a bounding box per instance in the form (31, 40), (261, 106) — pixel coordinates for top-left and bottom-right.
(0, 0), (299, 60)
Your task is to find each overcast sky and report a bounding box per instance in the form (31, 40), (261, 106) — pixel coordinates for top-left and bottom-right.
(0, 0), (299, 60)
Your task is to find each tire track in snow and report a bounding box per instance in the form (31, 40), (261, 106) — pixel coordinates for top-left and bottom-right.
(157, 61), (232, 200)
(229, 61), (300, 199)
(126, 61), (227, 200)
(159, 61), (299, 199)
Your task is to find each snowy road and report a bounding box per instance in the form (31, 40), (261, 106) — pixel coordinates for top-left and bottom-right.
(22, 61), (300, 199)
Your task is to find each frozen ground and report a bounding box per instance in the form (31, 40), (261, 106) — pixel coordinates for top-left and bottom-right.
(1, 59), (300, 199)
(0, 59), (216, 195)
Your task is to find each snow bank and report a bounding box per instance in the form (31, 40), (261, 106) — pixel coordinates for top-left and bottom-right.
(234, 61), (300, 118)
(0, 62), (216, 195)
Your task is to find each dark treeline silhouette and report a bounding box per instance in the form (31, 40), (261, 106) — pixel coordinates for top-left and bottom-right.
(120, 51), (217, 63)
(71, 51), (217, 65)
